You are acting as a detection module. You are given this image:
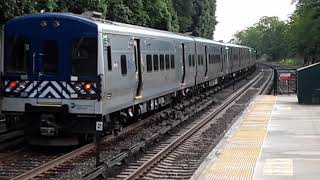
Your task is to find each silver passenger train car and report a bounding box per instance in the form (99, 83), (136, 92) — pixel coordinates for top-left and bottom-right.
(1, 13), (256, 145)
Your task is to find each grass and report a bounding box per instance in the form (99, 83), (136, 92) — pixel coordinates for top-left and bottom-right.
(264, 58), (303, 68)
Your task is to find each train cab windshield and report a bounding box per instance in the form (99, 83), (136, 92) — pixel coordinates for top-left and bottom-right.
(4, 36), (31, 74)
(71, 37), (97, 76)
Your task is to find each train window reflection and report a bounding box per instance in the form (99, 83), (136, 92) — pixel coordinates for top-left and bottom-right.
(5, 36), (30, 74)
(171, 55), (175, 69)
(160, 55), (164, 70)
(146, 54), (152, 72)
(121, 55), (127, 75)
(153, 55), (159, 71)
(71, 38), (97, 76)
(43, 40), (58, 74)
(165, 55), (170, 70)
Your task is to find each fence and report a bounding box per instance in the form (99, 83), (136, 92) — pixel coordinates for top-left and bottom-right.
(273, 68), (297, 95)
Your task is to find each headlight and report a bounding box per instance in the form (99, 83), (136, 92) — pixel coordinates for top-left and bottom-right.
(19, 82), (27, 89)
(74, 83), (82, 91)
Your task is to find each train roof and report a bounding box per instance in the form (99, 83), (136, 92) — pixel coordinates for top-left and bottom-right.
(6, 13), (194, 41)
(223, 42), (253, 50)
(6, 12), (254, 50)
(93, 18), (195, 41)
(194, 37), (226, 46)
(6, 12), (97, 29)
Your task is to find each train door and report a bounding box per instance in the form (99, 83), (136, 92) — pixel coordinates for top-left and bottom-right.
(205, 46), (208, 78)
(220, 47), (224, 73)
(225, 47), (230, 74)
(134, 39), (143, 99)
(181, 43), (186, 84)
(230, 48), (233, 71)
(239, 49), (241, 68)
(31, 39), (63, 103)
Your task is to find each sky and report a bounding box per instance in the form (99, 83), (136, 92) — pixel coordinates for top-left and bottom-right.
(214, 0), (296, 42)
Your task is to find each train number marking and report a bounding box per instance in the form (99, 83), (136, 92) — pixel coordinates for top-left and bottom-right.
(96, 121), (103, 131)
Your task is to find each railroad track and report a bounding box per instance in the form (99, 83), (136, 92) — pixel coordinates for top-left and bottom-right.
(0, 67), (264, 180)
(0, 96), (205, 180)
(0, 130), (25, 150)
(0, 115), (159, 180)
(114, 70), (272, 180)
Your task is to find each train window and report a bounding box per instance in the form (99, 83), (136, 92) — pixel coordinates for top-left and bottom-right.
(192, 55), (195, 67)
(189, 55), (192, 67)
(4, 36), (30, 73)
(121, 55), (127, 75)
(208, 55), (211, 64)
(211, 54), (214, 64)
(153, 55), (159, 71)
(165, 55), (170, 70)
(201, 55), (204, 65)
(171, 55), (175, 69)
(146, 54), (153, 72)
(160, 55), (164, 70)
(213, 55), (216, 63)
(233, 54), (238, 61)
(107, 46), (112, 71)
(72, 38), (98, 76)
(43, 41), (58, 74)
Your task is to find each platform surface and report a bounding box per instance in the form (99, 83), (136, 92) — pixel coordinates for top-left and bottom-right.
(191, 95), (320, 180)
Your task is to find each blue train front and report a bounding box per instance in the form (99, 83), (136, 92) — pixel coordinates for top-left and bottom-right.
(2, 13), (103, 145)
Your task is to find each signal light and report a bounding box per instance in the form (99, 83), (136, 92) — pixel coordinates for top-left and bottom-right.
(10, 81), (17, 88)
(84, 83), (92, 90)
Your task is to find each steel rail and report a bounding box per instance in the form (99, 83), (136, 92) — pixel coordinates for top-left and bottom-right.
(124, 71), (265, 180)
(11, 117), (151, 180)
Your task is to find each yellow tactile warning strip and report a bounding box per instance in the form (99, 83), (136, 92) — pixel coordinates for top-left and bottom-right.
(198, 95), (276, 180)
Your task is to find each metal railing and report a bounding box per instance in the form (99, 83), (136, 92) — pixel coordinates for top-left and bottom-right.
(273, 68), (297, 95)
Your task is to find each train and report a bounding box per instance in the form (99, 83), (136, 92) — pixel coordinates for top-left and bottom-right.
(1, 12), (256, 145)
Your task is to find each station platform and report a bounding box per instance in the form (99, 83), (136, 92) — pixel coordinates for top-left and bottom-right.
(191, 95), (320, 180)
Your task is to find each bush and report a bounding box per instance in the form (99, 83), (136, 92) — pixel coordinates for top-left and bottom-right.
(279, 58), (303, 68)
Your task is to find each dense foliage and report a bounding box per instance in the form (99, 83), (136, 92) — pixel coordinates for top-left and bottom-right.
(0, 0), (217, 38)
(234, 0), (320, 64)
(234, 16), (288, 61)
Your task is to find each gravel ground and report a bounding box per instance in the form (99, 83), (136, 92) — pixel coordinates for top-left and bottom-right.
(102, 68), (270, 179)
(52, 67), (263, 180)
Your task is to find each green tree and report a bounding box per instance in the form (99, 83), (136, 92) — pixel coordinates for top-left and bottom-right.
(35, 0), (59, 12)
(173, 0), (194, 33)
(191, 0), (217, 38)
(235, 0), (320, 64)
(143, 0), (179, 31)
(0, 0), (218, 39)
(0, 0), (36, 24)
(123, 0), (149, 26)
(287, 0), (320, 64)
(173, 0), (217, 38)
(106, 0), (131, 23)
(57, 0), (107, 15)
(235, 16), (289, 60)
